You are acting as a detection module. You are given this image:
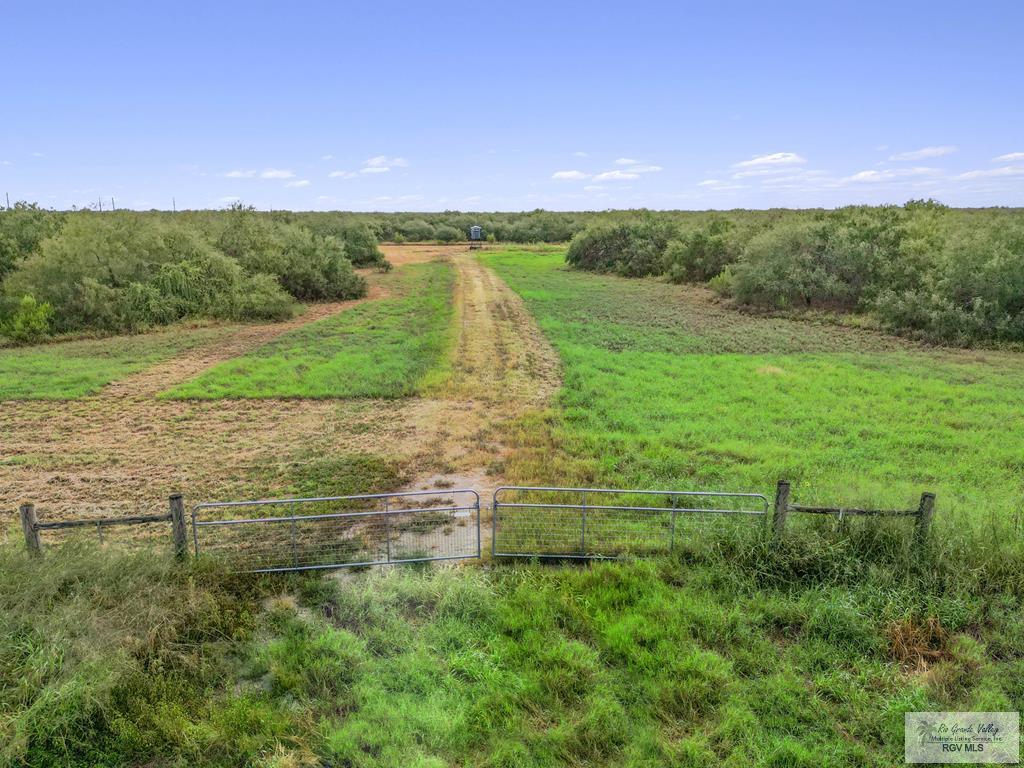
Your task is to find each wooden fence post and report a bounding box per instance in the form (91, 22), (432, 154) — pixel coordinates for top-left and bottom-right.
(20, 503), (41, 556)
(169, 494), (187, 559)
(772, 480), (790, 539)
(915, 492), (935, 550)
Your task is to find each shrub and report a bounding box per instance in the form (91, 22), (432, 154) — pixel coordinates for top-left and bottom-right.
(874, 220), (1024, 343)
(708, 266), (736, 297)
(213, 204), (285, 276)
(2, 294), (53, 343)
(435, 224), (463, 243)
(0, 202), (64, 281)
(339, 221), (387, 267)
(399, 219), (435, 242)
(6, 215), (220, 333)
(276, 225), (366, 301)
(665, 218), (742, 283)
(4, 215), (298, 333)
(214, 208), (367, 301)
(152, 250), (249, 317)
(227, 273), (300, 322)
(728, 214), (899, 310)
(731, 220), (833, 308)
(566, 219), (676, 277)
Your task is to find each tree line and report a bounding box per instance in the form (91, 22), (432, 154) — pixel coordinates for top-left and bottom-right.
(3, 202), (1022, 345)
(565, 202), (1024, 345)
(0, 204), (387, 343)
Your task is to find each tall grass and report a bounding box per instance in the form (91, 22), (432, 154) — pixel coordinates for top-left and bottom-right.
(0, 541), (279, 765)
(2, 520), (1020, 765)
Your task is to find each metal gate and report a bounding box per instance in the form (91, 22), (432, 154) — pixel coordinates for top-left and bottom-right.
(491, 486), (769, 559)
(192, 489), (480, 573)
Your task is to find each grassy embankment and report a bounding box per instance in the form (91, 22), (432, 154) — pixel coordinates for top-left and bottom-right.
(166, 261), (455, 400)
(4, 538), (1020, 768)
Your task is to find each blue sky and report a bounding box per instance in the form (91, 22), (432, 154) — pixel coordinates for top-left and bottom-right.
(2, 0), (1022, 211)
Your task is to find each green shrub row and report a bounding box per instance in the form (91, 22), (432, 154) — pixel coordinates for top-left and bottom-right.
(565, 202), (1024, 345)
(0, 204), (382, 341)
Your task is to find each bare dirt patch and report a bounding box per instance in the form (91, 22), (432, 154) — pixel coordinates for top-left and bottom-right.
(397, 249), (561, 501)
(379, 243), (462, 268)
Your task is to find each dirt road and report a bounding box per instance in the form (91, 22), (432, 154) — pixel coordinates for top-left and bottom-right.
(0, 245), (559, 530)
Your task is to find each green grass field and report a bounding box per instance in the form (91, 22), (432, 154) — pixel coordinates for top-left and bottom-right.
(484, 249), (1024, 532)
(0, 326), (232, 400)
(166, 261), (455, 399)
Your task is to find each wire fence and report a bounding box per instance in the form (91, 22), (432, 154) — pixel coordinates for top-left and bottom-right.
(491, 486), (770, 559)
(770, 480), (934, 551)
(14, 480), (937, 570)
(191, 489), (481, 573)
(18, 496), (188, 557)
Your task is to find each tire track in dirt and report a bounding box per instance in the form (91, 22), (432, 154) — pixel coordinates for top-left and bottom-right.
(396, 249), (561, 502)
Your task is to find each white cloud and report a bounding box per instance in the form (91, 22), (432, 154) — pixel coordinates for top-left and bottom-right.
(760, 170), (829, 186)
(732, 152), (806, 169)
(593, 170), (639, 181)
(321, 154), (334, 161)
(844, 167), (939, 183)
(583, 185), (605, 192)
(260, 168), (295, 179)
(888, 145), (957, 161)
(993, 152), (1024, 162)
(31, 152), (44, 157)
(698, 179), (745, 191)
(328, 170), (357, 179)
(732, 167), (792, 179)
(572, 151), (589, 157)
(590, 159), (662, 177)
(364, 155), (408, 168)
(357, 155), (409, 175)
(285, 179), (311, 188)
(225, 168), (298, 179)
(219, 196), (241, 203)
(1, 160), (11, 165)
(957, 166), (1024, 179)
(551, 170), (590, 180)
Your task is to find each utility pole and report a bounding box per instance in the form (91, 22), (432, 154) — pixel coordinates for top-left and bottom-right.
(5, 192), (9, 209)
(111, 197), (116, 211)
(172, 197), (176, 213)
(98, 196), (103, 212)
